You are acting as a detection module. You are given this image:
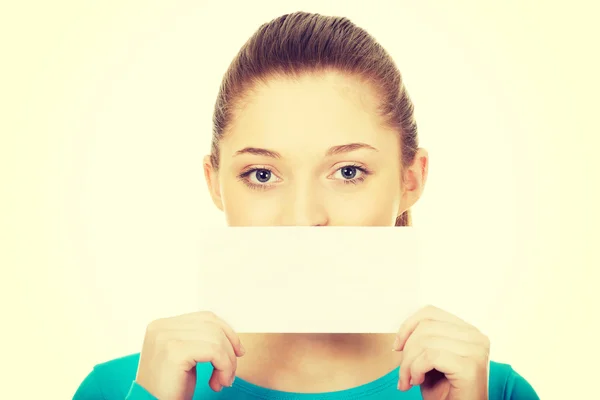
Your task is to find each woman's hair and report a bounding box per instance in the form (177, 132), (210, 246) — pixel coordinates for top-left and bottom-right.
(210, 11), (419, 226)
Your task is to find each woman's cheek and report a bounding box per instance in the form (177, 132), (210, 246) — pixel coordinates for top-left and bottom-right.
(327, 195), (398, 226)
(223, 189), (283, 226)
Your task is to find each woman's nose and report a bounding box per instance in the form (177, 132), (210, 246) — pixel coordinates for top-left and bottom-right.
(282, 185), (328, 226)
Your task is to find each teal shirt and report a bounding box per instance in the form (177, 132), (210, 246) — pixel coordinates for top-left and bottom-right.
(73, 353), (538, 399)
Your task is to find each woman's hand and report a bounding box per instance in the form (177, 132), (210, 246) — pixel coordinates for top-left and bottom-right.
(393, 305), (490, 400)
(135, 311), (245, 400)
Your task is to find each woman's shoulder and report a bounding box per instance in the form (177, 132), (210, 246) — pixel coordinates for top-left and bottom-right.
(489, 361), (539, 400)
(73, 353), (141, 399)
(72, 353), (216, 400)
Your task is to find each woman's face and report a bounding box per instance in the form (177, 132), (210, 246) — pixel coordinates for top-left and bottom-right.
(204, 72), (427, 226)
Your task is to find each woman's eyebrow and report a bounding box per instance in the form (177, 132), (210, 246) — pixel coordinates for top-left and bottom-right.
(325, 142), (379, 156)
(234, 147), (281, 158)
(233, 143), (378, 158)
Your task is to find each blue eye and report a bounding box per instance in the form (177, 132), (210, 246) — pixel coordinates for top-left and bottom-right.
(254, 169), (271, 183)
(331, 164), (371, 185)
(333, 165), (366, 181)
(237, 167), (280, 190)
(340, 166), (357, 179)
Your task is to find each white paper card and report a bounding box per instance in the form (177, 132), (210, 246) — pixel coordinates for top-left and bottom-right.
(196, 227), (423, 333)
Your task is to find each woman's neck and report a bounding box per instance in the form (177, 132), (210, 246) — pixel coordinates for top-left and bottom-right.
(235, 333), (402, 393)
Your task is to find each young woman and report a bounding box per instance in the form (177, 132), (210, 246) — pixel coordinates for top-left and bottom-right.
(74, 11), (539, 400)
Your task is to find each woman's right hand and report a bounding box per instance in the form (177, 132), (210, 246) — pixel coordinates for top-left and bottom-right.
(135, 311), (245, 400)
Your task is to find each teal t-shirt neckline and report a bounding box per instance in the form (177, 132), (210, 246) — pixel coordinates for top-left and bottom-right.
(218, 366), (403, 399)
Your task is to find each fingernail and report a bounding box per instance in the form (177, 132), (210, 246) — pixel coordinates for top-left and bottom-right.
(392, 336), (400, 350)
(230, 377), (235, 387)
(410, 378), (415, 386)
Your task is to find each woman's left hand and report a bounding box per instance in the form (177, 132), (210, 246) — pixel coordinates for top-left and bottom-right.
(393, 305), (490, 400)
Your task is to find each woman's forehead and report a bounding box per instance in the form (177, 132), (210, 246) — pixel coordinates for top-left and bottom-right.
(238, 71), (381, 117)
(222, 73), (395, 154)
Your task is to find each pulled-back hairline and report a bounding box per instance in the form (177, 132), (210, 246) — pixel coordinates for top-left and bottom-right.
(222, 67), (392, 139)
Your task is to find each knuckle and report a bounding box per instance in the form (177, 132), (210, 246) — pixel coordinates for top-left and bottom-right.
(479, 344), (491, 360)
(424, 304), (437, 312)
(229, 334), (241, 348)
(402, 335), (415, 351)
(215, 348), (233, 368)
(200, 311), (217, 320)
(220, 329), (234, 344)
(423, 347), (439, 363)
(146, 318), (162, 332)
(223, 351), (234, 368)
(481, 334), (491, 348)
(146, 319), (166, 337)
(416, 319), (433, 333)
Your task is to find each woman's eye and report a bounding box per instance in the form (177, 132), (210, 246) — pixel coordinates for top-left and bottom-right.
(249, 169), (274, 184)
(334, 166), (363, 180)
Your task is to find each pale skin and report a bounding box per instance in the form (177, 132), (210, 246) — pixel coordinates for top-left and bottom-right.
(135, 72), (490, 400)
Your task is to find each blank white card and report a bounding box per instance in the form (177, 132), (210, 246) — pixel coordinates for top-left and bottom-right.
(196, 227), (423, 333)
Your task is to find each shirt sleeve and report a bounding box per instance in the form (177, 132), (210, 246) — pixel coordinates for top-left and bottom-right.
(72, 369), (157, 400)
(72, 369), (105, 400)
(125, 382), (158, 400)
(506, 367), (540, 400)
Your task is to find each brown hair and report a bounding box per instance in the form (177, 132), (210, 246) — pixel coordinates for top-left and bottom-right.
(210, 11), (419, 226)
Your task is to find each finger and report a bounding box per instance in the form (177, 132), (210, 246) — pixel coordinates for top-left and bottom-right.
(410, 348), (467, 387)
(394, 305), (468, 351)
(207, 357), (232, 392)
(208, 371), (223, 393)
(197, 312), (246, 357)
(214, 330), (238, 388)
(399, 335), (484, 391)
(201, 342), (235, 390)
(186, 340), (235, 385)
(162, 325), (239, 387)
(399, 353), (413, 391)
(407, 319), (488, 347)
(399, 331), (427, 391)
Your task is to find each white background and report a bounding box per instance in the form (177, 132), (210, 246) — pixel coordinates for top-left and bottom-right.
(2, 1), (598, 399)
